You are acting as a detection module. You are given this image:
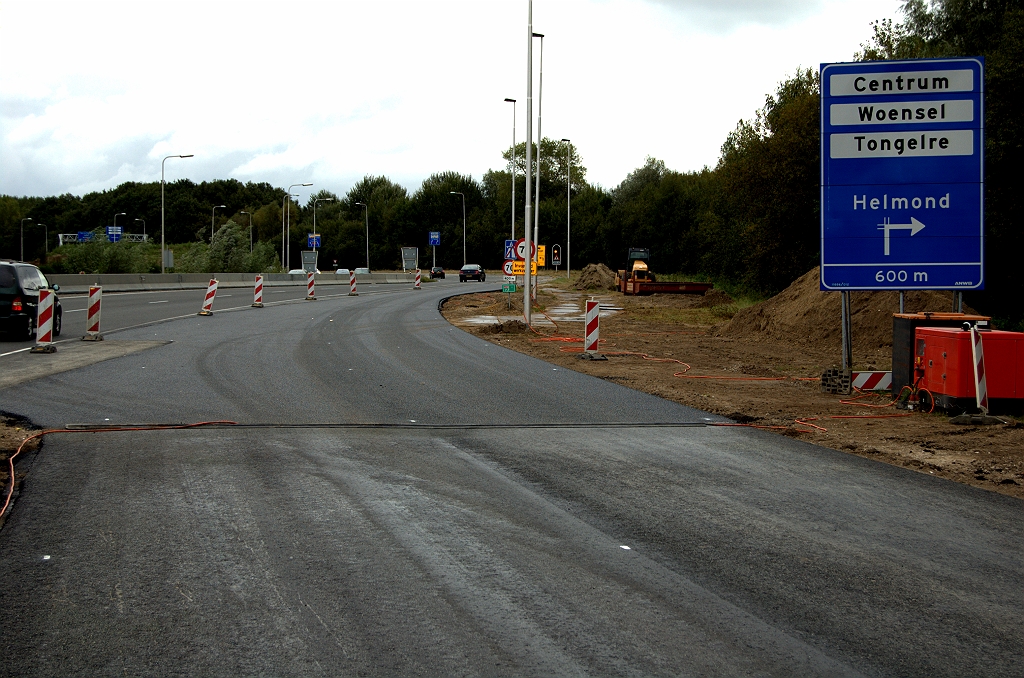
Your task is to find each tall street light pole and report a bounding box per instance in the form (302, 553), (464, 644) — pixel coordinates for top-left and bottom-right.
(283, 182), (312, 270)
(355, 202), (369, 270)
(504, 98), (516, 240)
(450, 191), (466, 266)
(523, 0), (534, 323)
(211, 205), (226, 243)
(562, 139), (572, 284)
(113, 212), (126, 234)
(20, 218), (32, 261)
(240, 211), (253, 253)
(532, 32), (544, 261)
(134, 218), (146, 240)
(161, 154), (193, 273)
(312, 198), (333, 252)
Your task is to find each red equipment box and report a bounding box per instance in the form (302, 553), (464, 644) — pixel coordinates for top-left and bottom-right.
(915, 327), (1024, 413)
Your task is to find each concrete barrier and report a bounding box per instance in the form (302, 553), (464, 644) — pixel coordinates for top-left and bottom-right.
(48, 272), (420, 294)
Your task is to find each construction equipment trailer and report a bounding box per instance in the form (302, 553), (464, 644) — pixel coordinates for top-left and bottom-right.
(615, 248), (713, 296)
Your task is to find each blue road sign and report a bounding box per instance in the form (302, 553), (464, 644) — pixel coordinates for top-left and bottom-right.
(77, 231), (93, 242)
(429, 231), (440, 246)
(504, 239), (515, 260)
(307, 233), (321, 248)
(820, 58), (984, 290)
(106, 226), (122, 243)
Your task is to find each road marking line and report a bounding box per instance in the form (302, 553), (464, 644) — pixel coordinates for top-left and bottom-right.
(148, 300), (169, 304)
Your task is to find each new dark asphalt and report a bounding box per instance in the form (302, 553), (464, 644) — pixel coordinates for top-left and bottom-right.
(1, 278), (1021, 676)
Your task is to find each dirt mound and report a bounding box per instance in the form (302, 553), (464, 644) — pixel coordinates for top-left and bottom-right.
(720, 267), (973, 352)
(484, 320), (529, 334)
(697, 288), (734, 308)
(572, 263), (617, 291)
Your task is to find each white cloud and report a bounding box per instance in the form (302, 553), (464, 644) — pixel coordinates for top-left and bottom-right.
(0, 0), (901, 199)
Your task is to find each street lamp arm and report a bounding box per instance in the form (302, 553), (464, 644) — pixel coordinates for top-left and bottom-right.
(161, 154), (193, 273)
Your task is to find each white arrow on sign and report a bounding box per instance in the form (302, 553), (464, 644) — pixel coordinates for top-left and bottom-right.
(878, 217), (925, 256)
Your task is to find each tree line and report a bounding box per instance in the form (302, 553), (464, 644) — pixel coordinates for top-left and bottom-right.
(1, 0), (1020, 328)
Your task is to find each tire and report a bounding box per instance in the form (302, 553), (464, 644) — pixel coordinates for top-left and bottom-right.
(53, 309), (62, 337)
(480, 275), (486, 282)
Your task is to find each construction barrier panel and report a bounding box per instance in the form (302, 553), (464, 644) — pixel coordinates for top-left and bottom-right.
(198, 278), (218, 316)
(30, 288), (57, 353)
(414, 269), (421, 290)
(970, 326), (989, 414)
(252, 274), (264, 307)
(83, 285), (102, 341)
(851, 371), (891, 391)
(585, 299), (600, 354)
(305, 271), (316, 300)
(348, 270), (358, 296)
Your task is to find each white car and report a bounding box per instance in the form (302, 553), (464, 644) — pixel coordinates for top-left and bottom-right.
(354, 267), (371, 275)
(335, 268), (350, 275)
(289, 269), (320, 274)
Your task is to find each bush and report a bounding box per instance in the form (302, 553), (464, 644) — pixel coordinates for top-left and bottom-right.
(52, 239), (153, 274)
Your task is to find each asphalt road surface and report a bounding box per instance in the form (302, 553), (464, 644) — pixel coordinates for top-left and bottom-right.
(1, 277), (1021, 676)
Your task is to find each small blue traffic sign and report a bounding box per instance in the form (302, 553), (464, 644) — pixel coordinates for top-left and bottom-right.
(106, 226), (122, 243)
(429, 231), (440, 246)
(504, 239), (515, 260)
(307, 233), (321, 248)
(820, 58), (984, 290)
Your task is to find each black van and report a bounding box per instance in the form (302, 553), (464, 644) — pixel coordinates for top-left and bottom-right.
(0, 260), (62, 340)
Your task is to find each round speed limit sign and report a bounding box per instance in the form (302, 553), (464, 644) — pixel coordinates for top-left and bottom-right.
(503, 260), (516, 275)
(514, 238), (536, 261)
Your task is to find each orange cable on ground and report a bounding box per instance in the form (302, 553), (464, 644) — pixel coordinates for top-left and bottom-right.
(795, 417), (829, 432)
(1, 421), (238, 520)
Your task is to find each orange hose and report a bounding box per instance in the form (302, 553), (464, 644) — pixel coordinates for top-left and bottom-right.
(1, 421), (238, 520)
(795, 417), (828, 432)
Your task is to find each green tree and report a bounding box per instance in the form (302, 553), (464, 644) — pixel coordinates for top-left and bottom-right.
(857, 0), (1024, 328)
(717, 69), (821, 293)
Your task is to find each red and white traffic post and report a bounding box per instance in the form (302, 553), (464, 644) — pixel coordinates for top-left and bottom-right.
(30, 288), (57, 353)
(580, 298), (606, 360)
(348, 270), (358, 296)
(414, 268), (422, 290)
(305, 271), (316, 301)
(198, 278), (218, 316)
(252, 274), (264, 308)
(83, 285), (103, 341)
(970, 325), (989, 414)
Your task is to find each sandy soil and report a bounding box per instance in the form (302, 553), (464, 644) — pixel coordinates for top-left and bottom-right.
(441, 269), (1023, 501)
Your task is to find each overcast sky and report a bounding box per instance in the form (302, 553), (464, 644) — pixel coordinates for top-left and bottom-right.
(1, 0), (901, 204)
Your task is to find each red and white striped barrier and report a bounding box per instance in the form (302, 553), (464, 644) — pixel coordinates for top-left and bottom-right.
(30, 288), (57, 353)
(198, 278), (218, 316)
(348, 270), (358, 296)
(414, 268), (422, 290)
(82, 285), (103, 341)
(970, 326), (989, 414)
(305, 271), (316, 300)
(851, 371), (891, 391)
(252, 274), (264, 307)
(584, 299), (600, 354)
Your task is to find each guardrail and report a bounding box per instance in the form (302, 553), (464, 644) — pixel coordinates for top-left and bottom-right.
(48, 272), (421, 294)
